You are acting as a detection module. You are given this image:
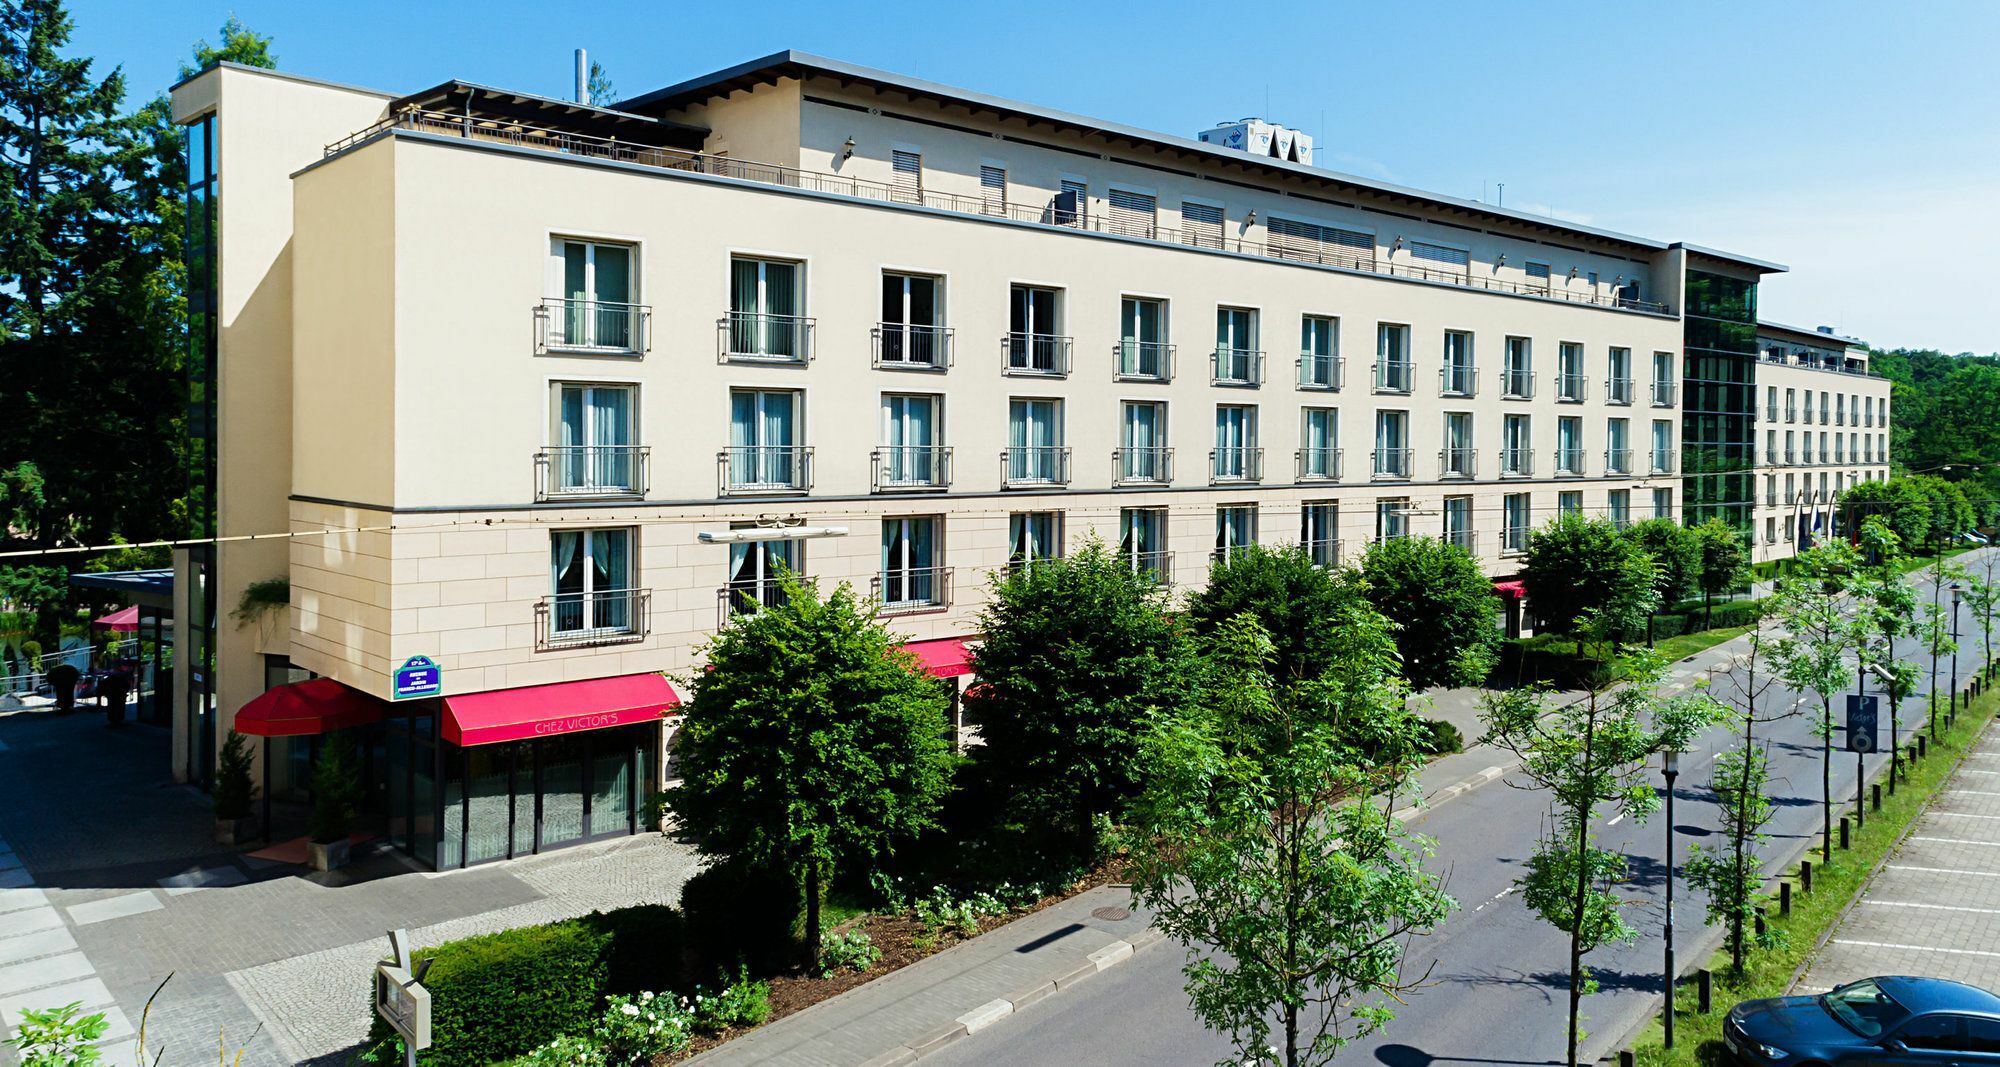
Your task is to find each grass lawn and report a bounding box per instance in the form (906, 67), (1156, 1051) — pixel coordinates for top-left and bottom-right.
(1626, 668), (1999, 1066)
(1647, 624), (1755, 665)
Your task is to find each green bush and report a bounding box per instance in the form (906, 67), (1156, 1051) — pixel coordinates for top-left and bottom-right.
(1417, 718), (1464, 756)
(214, 731), (257, 820)
(1650, 613), (1691, 640)
(366, 920), (611, 1066)
(689, 968), (771, 1034)
(1705, 600), (1764, 629)
(681, 859), (801, 976)
(817, 929), (880, 978)
(580, 905), (686, 996)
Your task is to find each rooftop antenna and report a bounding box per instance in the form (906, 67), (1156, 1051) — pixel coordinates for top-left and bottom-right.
(1497, 182), (1505, 208)
(574, 48), (587, 104)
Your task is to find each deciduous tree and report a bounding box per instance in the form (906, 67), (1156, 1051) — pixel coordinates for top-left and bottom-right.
(1354, 534), (1500, 689)
(1769, 540), (1865, 861)
(1519, 513), (1658, 654)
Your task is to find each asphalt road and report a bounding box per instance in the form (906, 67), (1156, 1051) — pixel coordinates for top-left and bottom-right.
(932, 552), (1991, 1067)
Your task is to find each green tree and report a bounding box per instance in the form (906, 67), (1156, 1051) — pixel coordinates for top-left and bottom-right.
(1354, 535), (1499, 689)
(1128, 612), (1455, 1067)
(1917, 555), (1971, 743)
(1965, 550), (2000, 685)
(587, 60), (615, 106)
(669, 574), (954, 957)
(1837, 477), (1932, 549)
(1850, 520), (1920, 769)
(1623, 517), (1698, 609)
(1519, 513), (1658, 653)
(970, 540), (1192, 853)
(1187, 543), (1364, 685)
(181, 14), (275, 77)
(1683, 632), (1791, 973)
(1909, 474), (1974, 551)
(1691, 518), (1750, 627)
(1481, 642), (1721, 1066)
(1769, 540), (1865, 861)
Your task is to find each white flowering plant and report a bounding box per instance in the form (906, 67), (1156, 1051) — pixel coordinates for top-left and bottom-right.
(592, 991), (694, 1065)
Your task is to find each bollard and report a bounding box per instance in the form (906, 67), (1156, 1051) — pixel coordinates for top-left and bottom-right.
(1698, 968), (1714, 1014)
(1780, 880), (1792, 916)
(1802, 859), (1814, 893)
(1755, 909), (1767, 940)
(1919, 735), (1929, 758)
(1873, 783), (1883, 812)
(1841, 816), (1851, 850)
(1620, 1052), (1636, 1067)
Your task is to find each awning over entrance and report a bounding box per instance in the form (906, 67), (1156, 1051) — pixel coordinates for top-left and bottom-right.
(1493, 580), (1527, 600)
(92, 605), (139, 632)
(442, 672), (679, 747)
(235, 678), (389, 737)
(905, 637), (975, 678)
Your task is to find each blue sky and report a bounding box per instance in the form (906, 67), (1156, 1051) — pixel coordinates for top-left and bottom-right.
(75, 0), (2000, 353)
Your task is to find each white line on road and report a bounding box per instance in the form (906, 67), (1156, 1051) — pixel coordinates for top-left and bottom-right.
(1945, 790), (2000, 797)
(1911, 836), (2000, 848)
(1607, 814), (1624, 827)
(1887, 864), (2000, 879)
(1866, 900), (2000, 916)
(1833, 939), (2000, 960)
(1935, 812), (2000, 821)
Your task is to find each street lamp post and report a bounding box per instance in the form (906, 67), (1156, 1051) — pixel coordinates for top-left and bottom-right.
(1952, 584), (1965, 716)
(1662, 747), (1681, 1050)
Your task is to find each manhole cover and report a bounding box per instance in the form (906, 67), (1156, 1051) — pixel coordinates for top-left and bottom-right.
(1091, 906), (1131, 922)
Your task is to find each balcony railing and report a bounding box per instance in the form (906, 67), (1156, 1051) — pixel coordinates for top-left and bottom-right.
(1653, 380), (1677, 407)
(1785, 405), (1797, 422)
(1501, 527), (1530, 556)
(718, 446), (812, 494)
(1114, 446), (1174, 485)
(1298, 354), (1344, 391)
(1002, 446), (1071, 486)
(1373, 360), (1414, 394)
(1555, 448), (1587, 476)
(1500, 447), (1535, 477)
(872, 567), (952, 614)
(1819, 447), (1831, 463)
(1651, 450), (1677, 474)
(1556, 373), (1588, 402)
(1784, 448), (1797, 464)
(1503, 368), (1536, 399)
(871, 446), (952, 491)
(1439, 447), (1477, 479)
(1296, 447), (1343, 482)
(1444, 529), (1477, 555)
(1115, 341), (1174, 381)
(1765, 406), (1779, 423)
(1607, 377), (1634, 405)
(331, 109), (1676, 315)
(1440, 364), (1478, 397)
(1305, 538), (1344, 569)
(1212, 347), (1264, 386)
(1211, 447), (1264, 483)
(873, 324), (953, 369)
(1004, 332), (1072, 376)
(536, 588), (649, 651)
(1372, 448), (1413, 479)
(718, 312), (813, 363)
(534, 298), (649, 354)
(535, 446), (649, 500)
(1117, 549), (1172, 585)
(1604, 448), (1632, 476)
(716, 581), (797, 627)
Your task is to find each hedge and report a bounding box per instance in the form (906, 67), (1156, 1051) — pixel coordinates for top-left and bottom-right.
(1614, 596), (1769, 644)
(681, 859), (803, 977)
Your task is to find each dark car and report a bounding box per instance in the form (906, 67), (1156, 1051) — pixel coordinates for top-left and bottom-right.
(1725, 976), (2000, 1065)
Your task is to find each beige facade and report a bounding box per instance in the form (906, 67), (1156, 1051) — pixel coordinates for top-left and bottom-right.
(1750, 323), (1892, 563)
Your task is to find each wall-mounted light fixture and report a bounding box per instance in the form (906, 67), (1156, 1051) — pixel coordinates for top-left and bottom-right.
(1496, 253), (1507, 267)
(1568, 266), (1579, 280)
(1392, 235), (1405, 252)
(1244, 209), (1257, 225)
(842, 136), (857, 160)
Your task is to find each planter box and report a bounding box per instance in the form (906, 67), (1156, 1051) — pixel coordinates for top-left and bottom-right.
(215, 816), (259, 847)
(308, 837), (350, 872)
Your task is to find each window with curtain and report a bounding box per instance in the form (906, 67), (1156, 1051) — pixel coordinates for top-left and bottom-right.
(1300, 315), (1339, 388)
(1120, 297), (1168, 378)
(880, 517), (940, 606)
(1443, 330), (1474, 395)
(1215, 307), (1258, 383)
(1653, 420), (1674, 471)
(1443, 412), (1472, 477)
(728, 257), (803, 359)
(1008, 285), (1063, 372)
(1214, 405), (1257, 480)
(1557, 416), (1584, 473)
(1558, 342), (1585, 399)
(726, 531), (801, 616)
(1608, 489), (1630, 529)
(1607, 418), (1629, 473)
(1301, 408), (1337, 479)
(1375, 323), (1411, 391)
(1375, 498), (1408, 542)
(879, 273), (943, 366)
(551, 383), (635, 494)
(1374, 411), (1407, 476)
(1121, 401), (1167, 482)
(1558, 491), (1582, 516)
(554, 239), (635, 350)
(1119, 507), (1168, 579)
(1504, 414), (1532, 474)
(1503, 494), (1530, 553)
(550, 528), (633, 635)
(1214, 506), (1256, 562)
(1443, 496), (1472, 550)
(1301, 502), (1339, 566)
(880, 394), (940, 487)
(1505, 336), (1533, 396)
(1008, 512), (1062, 571)
(1653, 487), (1672, 518)
(728, 389), (800, 488)
(1008, 398), (1062, 483)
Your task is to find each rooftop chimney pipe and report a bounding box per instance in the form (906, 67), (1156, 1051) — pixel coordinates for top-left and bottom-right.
(575, 49), (587, 104)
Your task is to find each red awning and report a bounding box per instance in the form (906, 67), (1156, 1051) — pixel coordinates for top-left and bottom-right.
(442, 672), (679, 747)
(1493, 580), (1527, 600)
(234, 678), (388, 738)
(92, 605), (139, 632)
(905, 637), (975, 678)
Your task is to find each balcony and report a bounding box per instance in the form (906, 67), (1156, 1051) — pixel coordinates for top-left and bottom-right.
(1651, 450), (1677, 474)
(1002, 446), (1071, 487)
(718, 312), (813, 363)
(534, 298), (649, 355)
(1501, 527), (1529, 556)
(1296, 447), (1343, 482)
(872, 567), (952, 614)
(1212, 348), (1264, 387)
(534, 446), (649, 500)
(716, 581), (798, 627)
(1305, 538), (1344, 569)
(1444, 529), (1477, 555)
(1373, 360), (1414, 394)
(535, 588), (648, 651)
(1765, 406), (1779, 423)
(1004, 332), (1072, 376)
(1116, 341), (1174, 382)
(1122, 549), (1173, 585)
(1439, 447), (1477, 479)
(1298, 354), (1344, 391)
(718, 446), (812, 495)
(1819, 448), (1831, 464)
(1555, 448), (1587, 476)
(1501, 448), (1535, 477)
(1786, 406), (1797, 423)
(1604, 448), (1632, 476)
(1114, 447), (1174, 485)
(1371, 448), (1413, 480)
(1502, 368), (1537, 399)
(1607, 377), (1634, 405)
(1653, 380), (1677, 407)
(871, 446), (952, 491)
(1440, 364), (1478, 397)
(1211, 447), (1265, 483)
(872, 324), (953, 369)
(1556, 373), (1589, 403)
(1784, 449), (1797, 464)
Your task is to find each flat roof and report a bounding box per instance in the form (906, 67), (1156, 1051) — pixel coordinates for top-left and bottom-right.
(392, 79), (708, 146)
(67, 569), (174, 611)
(1759, 319), (1866, 347)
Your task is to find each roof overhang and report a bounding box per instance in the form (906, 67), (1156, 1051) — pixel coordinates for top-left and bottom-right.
(1758, 318), (1866, 348)
(67, 569), (174, 611)
(394, 79), (708, 149)
(1673, 242), (1789, 275)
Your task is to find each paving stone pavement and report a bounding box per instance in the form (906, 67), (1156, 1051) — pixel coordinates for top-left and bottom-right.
(1797, 717), (2000, 993)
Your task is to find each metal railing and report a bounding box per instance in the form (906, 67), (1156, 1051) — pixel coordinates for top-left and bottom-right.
(871, 446), (952, 490)
(1372, 448), (1413, 479)
(1211, 447), (1265, 483)
(1654, 380), (1677, 407)
(1296, 447), (1343, 482)
(1503, 368), (1537, 399)
(534, 298), (649, 354)
(1298, 354), (1344, 390)
(1604, 448), (1632, 475)
(1819, 447), (1831, 463)
(1004, 332), (1072, 376)
(1212, 348), (1264, 386)
(872, 566), (952, 614)
(1501, 527), (1530, 556)
(1122, 549), (1173, 584)
(1556, 373), (1588, 402)
(1652, 450), (1677, 474)
(1114, 447), (1174, 485)
(1784, 448), (1797, 464)
(536, 588), (649, 651)
(717, 446), (813, 494)
(1373, 360), (1414, 393)
(1439, 363), (1478, 397)
(1444, 529), (1477, 555)
(1785, 405), (1797, 422)
(1439, 447), (1477, 479)
(329, 109), (1675, 315)
(1765, 406), (1779, 423)
(1607, 377), (1634, 405)
(1115, 341), (1174, 381)
(718, 312), (813, 363)
(873, 324), (953, 369)
(1501, 447), (1535, 477)
(535, 446), (649, 499)
(716, 581), (796, 627)
(1555, 448), (1587, 476)
(1002, 446), (1071, 486)
(1304, 538), (1344, 569)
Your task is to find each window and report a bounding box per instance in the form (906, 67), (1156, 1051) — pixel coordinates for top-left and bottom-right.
(1607, 347), (1632, 404)
(1503, 414), (1533, 476)
(1765, 384), (1778, 421)
(1893, 1015), (1962, 1052)
(1215, 307), (1261, 384)
(1785, 387), (1797, 422)
(878, 272), (946, 367)
(1006, 398), (1065, 485)
(1300, 408), (1339, 480)
(979, 164), (1006, 214)
(879, 517), (943, 610)
(726, 389), (804, 490)
(1107, 188), (1157, 238)
(1120, 401), (1170, 484)
(724, 529), (800, 617)
(1215, 505), (1257, 562)
(1058, 177), (1088, 224)
(1373, 411), (1410, 478)
(891, 148), (922, 202)
(1652, 419), (1674, 473)
(1442, 330), (1476, 395)
(1267, 216), (1374, 265)
(1504, 337), (1534, 398)
(1606, 418), (1630, 475)
(1766, 429), (1777, 463)
(1608, 489), (1630, 529)
(1653, 487), (1672, 518)
(1442, 412), (1474, 478)
(878, 394), (943, 488)
(548, 383), (639, 496)
(1409, 240), (1469, 276)
(1443, 495), (1473, 552)
(1557, 491), (1582, 516)
(1503, 494), (1531, 554)
(1214, 404), (1260, 481)
(726, 256), (807, 361)
(1964, 1016), (2000, 1053)
(1007, 285), (1066, 374)
(1375, 323), (1412, 392)
(1120, 507), (1169, 581)
(549, 239), (637, 351)
(1525, 261), (1551, 288)
(1181, 201), (1224, 249)
(1651, 351), (1675, 405)
(1785, 472), (1796, 502)
(1300, 315), (1340, 389)
(1375, 498), (1409, 542)
(1765, 516), (1776, 544)
(1009, 512), (1062, 571)
(1302, 502), (1340, 567)
(1557, 416), (1585, 475)
(1557, 342), (1586, 401)
(1119, 296), (1170, 379)
(549, 528), (636, 639)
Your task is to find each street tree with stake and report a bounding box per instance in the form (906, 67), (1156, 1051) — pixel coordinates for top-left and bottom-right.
(1851, 519), (1921, 776)
(1691, 518), (1751, 630)
(1960, 548), (1999, 683)
(1481, 618), (1722, 1067)
(1128, 610), (1456, 1067)
(1769, 539), (1864, 862)
(1916, 555), (1969, 743)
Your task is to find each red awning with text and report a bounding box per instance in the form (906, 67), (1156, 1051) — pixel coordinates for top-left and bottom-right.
(906, 637), (975, 678)
(234, 678), (388, 738)
(442, 673), (679, 747)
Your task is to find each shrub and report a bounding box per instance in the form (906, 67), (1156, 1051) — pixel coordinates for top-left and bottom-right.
(1650, 613), (1691, 640)
(512, 1034), (604, 1067)
(680, 859), (801, 976)
(592, 991), (694, 1064)
(7, 1002), (108, 1067)
(689, 969), (771, 1034)
(1417, 718), (1464, 756)
(214, 731), (257, 820)
(308, 732), (361, 843)
(1705, 600), (1763, 630)
(579, 905), (686, 996)
(816, 929), (880, 978)
(365, 919), (610, 1066)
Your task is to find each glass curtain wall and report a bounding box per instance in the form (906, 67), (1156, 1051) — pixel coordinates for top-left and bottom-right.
(1682, 269), (1759, 532)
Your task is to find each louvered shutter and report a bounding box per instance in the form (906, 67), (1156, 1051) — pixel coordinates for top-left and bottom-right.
(891, 150), (922, 203)
(1181, 201), (1223, 249)
(1107, 189), (1156, 238)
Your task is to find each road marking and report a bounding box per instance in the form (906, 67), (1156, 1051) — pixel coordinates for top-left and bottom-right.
(1866, 900), (2000, 916)
(1934, 812), (2000, 821)
(1911, 836), (2000, 848)
(1945, 790), (2000, 797)
(1957, 769), (2000, 776)
(1887, 864), (2000, 879)
(1607, 814), (1625, 827)
(1833, 939), (2000, 960)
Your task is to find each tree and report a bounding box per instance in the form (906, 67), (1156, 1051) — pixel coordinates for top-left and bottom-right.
(1768, 540), (1864, 861)
(1965, 550), (2000, 685)
(669, 574), (954, 958)
(1187, 543), (1365, 685)
(1519, 513), (1658, 653)
(1837, 478), (1932, 550)
(181, 14), (275, 77)
(587, 60), (615, 107)
(1918, 555), (1971, 742)
(1623, 517), (1698, 609)
(1128, 612), (1455, 1067)
(1354, 535), (1500, 689)
(1481, 636), (1720, 1067)
(970, 540), (1193, 854)
(1691, 518), (1750, 628)
(1850, 520), (1920, 771)
(1908, 474), (1973, 551)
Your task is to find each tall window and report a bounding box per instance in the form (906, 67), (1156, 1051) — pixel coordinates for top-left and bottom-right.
(1009, 512), (1062, 571)
(879, 272), (945, 367)
(1007, 399), (1064, 484)
(1442, 330), (1475, 396)
(1652, 350), (1675, 405)
(1215, 505), (1257, 562)
(552, 239), (636, 351)
(1373, 411), (1409, 478)
(1606, 418), (1630, 475)
(1557, 491), (1583, 516)
(1607, 347), (1632, 404)
(550, 528), (634, 636)
(1557, 342), (1586, 401)
(549, 383), (637, 495)
(1504, 337), (1534, 398)
(727, 256), (806, 361)
(1120, 401), (1170, 483)
(1300, 315), (1340, 389)
(1503, 414), (1532, 476)
(1214, 405), (1259, 481)
(1302, 502), (1340, 567)
(1556, 416), (1584, 475)
(1608, 489), (1631, 529)
(1119, 296), (1170, 379)
(979, 164), (1007, 214)
(879, 394), (942, 488)
(1653, 487), (1672, 518)
(1215, 307), (1260, 384)
(1375, 323), (1412, 392)
(1007, 285), (1066, 374)
(1502, 494), (1531, 555)
(1120, 507), (1169, 581)
(1300, 407), (1339, 480)
(1652, 419), (1674, 473)
(880, 517), (942, 609)
(724, 532), (800, 616)
(727, 389), (802, 489)
(1376, 498), (1409, 542)
(1443, 496), (1473, 552)
(1442, 412), (1474, 478)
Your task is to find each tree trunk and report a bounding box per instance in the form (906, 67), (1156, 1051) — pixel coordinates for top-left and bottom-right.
(1821, 696), (1833, 860)
(805, 860), (822, 967)
(1565, 704), (1598, 1067)
(1566, 931), (1584, 1067)
(1284, 787), (1302, 1067)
